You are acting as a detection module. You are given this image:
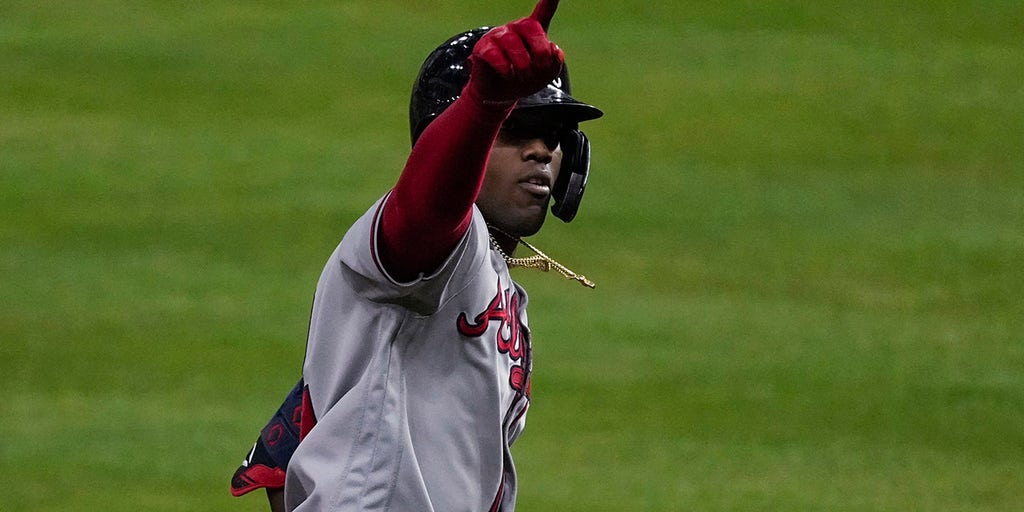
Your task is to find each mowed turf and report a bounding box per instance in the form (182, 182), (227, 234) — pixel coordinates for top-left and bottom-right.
(2, 1), (1022, 510)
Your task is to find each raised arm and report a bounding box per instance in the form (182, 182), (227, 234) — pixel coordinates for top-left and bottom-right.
(377, 0), (564, 282)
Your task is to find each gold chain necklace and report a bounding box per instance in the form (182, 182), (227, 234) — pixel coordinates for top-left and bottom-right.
(488, 228), (595, 289)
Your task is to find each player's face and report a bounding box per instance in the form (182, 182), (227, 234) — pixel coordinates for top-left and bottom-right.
(477, 115), (566, 238)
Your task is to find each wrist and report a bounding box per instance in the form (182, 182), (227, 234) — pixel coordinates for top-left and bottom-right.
(462, 81), (518, 114)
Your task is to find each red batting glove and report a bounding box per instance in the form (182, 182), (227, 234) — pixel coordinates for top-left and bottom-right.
(464, 0), (565, 107)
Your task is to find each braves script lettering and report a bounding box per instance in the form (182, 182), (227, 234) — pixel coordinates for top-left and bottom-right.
(457, 278), (529, 393)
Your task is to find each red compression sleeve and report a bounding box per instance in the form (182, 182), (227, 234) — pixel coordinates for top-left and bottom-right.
(378, 89), (514, 281)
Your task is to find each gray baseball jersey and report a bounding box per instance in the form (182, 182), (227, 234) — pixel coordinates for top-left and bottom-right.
(285, 195), (533, 512)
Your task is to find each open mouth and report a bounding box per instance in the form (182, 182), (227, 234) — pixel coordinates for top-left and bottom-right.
(519, 175), (551, 197)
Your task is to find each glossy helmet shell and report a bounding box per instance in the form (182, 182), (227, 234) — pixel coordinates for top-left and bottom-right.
(409, 27), (603, 145)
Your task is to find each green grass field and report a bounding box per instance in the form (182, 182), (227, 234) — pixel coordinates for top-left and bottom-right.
(3, 1), (1022, 510)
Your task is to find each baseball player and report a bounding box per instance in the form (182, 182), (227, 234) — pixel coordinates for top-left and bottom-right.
(230, 1), (602, 510)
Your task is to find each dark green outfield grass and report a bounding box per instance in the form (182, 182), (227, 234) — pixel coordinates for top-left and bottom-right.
(2, 1), (1022, 510)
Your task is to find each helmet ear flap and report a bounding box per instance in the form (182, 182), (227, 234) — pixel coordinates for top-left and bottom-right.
(551, 130), (590, 223)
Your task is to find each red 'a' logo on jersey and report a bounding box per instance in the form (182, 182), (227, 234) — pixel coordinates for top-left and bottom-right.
(456, 278), (529, 393)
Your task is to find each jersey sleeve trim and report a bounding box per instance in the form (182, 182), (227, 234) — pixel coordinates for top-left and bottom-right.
(370, 191), (478, 290)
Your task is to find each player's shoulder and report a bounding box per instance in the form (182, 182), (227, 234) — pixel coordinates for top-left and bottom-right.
(325, 199), (495, 314)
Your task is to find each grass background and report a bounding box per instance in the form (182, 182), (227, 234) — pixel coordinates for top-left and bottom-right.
(2, 0), (1022, 510)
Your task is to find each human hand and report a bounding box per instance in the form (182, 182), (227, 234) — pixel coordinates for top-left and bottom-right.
(465, 0), (565, 106)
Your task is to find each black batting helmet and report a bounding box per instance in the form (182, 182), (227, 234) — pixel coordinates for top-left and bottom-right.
(409, 26), (603, 145)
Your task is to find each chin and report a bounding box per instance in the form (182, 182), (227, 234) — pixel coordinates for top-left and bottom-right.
(491, 210), (547, 238)
(516, 212), (548, 237)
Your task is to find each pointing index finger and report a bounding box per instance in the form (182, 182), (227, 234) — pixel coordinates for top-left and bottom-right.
(530, 0), (560, 33)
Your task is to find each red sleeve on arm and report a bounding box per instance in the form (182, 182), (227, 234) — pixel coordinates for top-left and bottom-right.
(377, 89), (514, 282)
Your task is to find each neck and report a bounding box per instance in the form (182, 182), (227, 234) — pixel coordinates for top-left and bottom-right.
(487, 226), (520, 256)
